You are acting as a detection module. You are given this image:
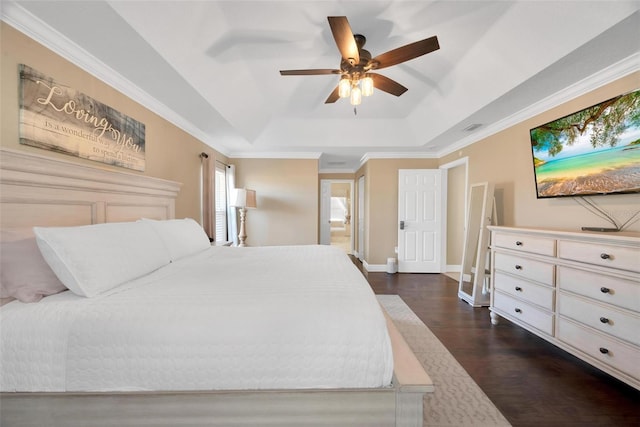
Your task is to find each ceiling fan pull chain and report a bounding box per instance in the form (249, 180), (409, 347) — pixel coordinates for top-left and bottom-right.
(354, 106), (357, 115)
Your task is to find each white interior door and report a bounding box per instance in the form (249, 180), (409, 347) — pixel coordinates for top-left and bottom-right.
(357, 176), (365, 261)
(319, 180), (331, 245)
(398, 169), (445, 273)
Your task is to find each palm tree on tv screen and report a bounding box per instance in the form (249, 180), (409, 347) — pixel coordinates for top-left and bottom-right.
(531, 90), (640, 157)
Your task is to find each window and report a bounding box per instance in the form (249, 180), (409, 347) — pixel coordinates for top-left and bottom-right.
(331, 197), (347, 222)
(214, 163), (227, 242)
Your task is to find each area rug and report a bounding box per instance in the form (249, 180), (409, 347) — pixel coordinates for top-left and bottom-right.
(377, 294), (511, 427)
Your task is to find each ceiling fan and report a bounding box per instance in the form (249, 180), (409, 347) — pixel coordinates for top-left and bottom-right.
(280, 16), (440, 105)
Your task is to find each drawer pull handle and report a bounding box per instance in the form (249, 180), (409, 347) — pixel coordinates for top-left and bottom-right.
(599, 347), (609, 354)
(515, 265), (522, 270)
(515, 241), (523, 246)
(599, 317), (609, 324)
(515, 286), (522, 291)
(514, 308), (522, 313)
(600, 287), (611, 294)
(600, 253), (610, 260)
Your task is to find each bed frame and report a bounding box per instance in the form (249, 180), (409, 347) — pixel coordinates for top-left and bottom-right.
(0, 147), (433, 427)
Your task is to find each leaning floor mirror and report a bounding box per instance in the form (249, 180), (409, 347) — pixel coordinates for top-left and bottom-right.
(458, 182), (495, 307)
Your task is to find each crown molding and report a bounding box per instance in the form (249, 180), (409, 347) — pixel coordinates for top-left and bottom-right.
(359, 151), (438, 169)
(228, 152), (322, 160)
(437, 53), (640, 158)
(318, 168), (358, 174)
(1, 1), (229, 156)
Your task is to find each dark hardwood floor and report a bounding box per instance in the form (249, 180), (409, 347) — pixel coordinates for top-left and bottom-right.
(356, 262), (640, 427)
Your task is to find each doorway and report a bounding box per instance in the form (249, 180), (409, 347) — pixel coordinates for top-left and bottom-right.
(319, 179), (354, 254)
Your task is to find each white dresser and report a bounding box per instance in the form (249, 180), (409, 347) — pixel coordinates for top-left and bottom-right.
(488, 226), (640, 390)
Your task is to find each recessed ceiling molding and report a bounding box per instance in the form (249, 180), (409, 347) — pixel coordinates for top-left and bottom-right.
(360, 151), (438, 168)
(0, 1), (230, 157)
(438, 52), (640, 159)
(319, 168), (359, 174)
(228, 152), (322, 160)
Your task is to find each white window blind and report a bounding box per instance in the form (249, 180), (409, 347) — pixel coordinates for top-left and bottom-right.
(214, 164), (228, 242)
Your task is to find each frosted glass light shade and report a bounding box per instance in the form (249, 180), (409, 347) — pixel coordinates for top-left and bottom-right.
(361, 76), (374, 96)
(338, 77), (351, 98)
(350, 86), (362, 105)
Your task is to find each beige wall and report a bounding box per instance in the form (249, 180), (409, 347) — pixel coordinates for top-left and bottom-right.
(440, 72), (640, 234)
(1, 23), (227, 222)
(354, 163), (369, 260)
(232, 158), (319, 246)
(357, 158), (440, 265)
(331, 182), (351, 198)
(445, 162), (467, 269)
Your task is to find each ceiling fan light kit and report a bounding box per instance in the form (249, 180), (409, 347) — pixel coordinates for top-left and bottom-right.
(339, 76), (351, 98)
(338, 74), (374, 105)
(279, 16), (439, 108)
(361, 75), (374, 97)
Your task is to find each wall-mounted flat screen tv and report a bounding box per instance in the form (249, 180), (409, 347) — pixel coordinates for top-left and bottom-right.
(529, 89), (640, 199)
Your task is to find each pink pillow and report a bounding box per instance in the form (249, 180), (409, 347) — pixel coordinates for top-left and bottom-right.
(0, 229), (67, 303)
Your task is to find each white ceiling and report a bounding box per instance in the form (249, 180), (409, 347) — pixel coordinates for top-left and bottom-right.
(3, 1), (639, 171)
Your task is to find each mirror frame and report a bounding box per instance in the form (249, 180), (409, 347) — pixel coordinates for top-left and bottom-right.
(458, 182), (495, 307)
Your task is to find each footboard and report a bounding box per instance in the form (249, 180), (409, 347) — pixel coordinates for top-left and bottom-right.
(384, 308), (434, 427)
(1, 312), (432, 427)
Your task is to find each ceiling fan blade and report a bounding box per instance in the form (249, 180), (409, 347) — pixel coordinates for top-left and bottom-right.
(325, 86), (340, 104)
(370, 73), (408, 97)
(328, 16), (359, 65)
(371, 36), (439, 70)
(280, 69), (340, 76)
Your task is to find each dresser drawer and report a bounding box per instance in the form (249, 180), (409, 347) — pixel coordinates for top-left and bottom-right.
(493, 232), (556, 256)
(558, 240), (640, 273)
(494, 252), (555, 286)
(557, 266), (640, 312)
(557, 317), (640, 381)
(558, 293), (640, 346)
(494, 271), (554, 311)
(494, 291), (554, 335)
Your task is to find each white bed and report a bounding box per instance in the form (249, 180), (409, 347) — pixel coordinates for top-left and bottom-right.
(2, 244), (393, 392)
(0, 148), (432, 427)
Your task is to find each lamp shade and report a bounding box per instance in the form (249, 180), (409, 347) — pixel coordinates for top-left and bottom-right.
(230, 188), (257, 209)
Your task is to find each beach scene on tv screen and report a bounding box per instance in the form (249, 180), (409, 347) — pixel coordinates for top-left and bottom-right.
(530, 90), (640, 197)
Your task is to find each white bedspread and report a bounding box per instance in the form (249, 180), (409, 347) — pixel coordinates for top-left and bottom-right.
(1, 245), (393, 392)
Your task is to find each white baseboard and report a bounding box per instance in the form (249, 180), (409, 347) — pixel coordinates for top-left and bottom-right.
(363, 261), (386, 272)
(365, 263), (464, 274)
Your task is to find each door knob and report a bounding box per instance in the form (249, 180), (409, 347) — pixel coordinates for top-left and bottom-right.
(400, 220), (405, 230)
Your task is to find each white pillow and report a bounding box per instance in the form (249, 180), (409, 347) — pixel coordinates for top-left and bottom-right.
(140, 218), (211, 261)
(33, 221), (171, 297)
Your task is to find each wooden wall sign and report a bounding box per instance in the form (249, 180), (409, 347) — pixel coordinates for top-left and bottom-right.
(19, 64), (146, 171)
